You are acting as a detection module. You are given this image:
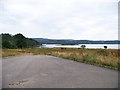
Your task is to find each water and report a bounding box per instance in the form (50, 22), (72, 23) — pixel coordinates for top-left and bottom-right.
(41, 44), (119, 49)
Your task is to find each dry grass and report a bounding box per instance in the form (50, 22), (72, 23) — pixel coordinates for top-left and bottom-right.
(2, 48), (119, 70)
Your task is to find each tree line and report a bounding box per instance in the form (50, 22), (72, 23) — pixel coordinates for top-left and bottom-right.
(1, 33), (40, 49)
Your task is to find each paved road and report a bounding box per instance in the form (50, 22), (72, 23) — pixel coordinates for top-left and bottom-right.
(2, 55), (118, 88)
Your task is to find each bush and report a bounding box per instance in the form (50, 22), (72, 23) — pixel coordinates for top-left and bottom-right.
(81, 45), (86, 49)
(104, 46), (107, 49)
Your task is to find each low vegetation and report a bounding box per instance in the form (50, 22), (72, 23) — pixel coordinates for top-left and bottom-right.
(2, 48), (119, 70)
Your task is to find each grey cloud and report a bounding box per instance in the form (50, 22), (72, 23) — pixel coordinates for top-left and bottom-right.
(0, 0), (118, 40)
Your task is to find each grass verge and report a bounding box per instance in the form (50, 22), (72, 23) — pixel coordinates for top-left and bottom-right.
(2, 48), (119, 70)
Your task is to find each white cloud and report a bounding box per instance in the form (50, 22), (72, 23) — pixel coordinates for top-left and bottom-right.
(0, 0), (118, 40)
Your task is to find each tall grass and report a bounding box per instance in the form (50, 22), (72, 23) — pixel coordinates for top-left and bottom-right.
(2, 48), (119, 70)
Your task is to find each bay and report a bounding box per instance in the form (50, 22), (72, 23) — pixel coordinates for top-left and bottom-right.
(41, 44), (119, 49)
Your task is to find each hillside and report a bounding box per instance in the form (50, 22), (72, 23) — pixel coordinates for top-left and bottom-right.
(33, 38), (120, 44)
(1, 33), (40, 49)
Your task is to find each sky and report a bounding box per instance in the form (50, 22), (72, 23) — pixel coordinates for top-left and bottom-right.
(0, 0), (119, 40)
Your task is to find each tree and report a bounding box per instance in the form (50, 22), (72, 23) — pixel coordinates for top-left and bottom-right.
(1, 33), (40, 49)
(13, 34), (27, 48)
(2, 33), (16, 48)
(0, 34), (2, 48)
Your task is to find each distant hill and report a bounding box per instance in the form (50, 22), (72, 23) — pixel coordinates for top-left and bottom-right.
(33, 38), (120, 44)
(1, 33), (40, 49)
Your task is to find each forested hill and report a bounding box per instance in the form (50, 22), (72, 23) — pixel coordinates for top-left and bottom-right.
(33, 38), (120, 44)
(1, 33), (40, 49)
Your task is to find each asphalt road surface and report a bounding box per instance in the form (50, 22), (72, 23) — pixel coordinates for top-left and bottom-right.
(2, 55), (118, 88)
